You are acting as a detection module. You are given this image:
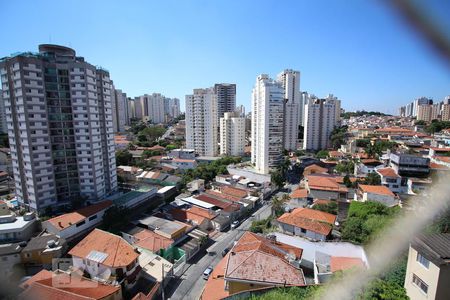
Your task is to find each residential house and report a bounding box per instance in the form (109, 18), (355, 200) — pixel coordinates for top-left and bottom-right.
(169, 206), (218, 231)
(404, 234), (450, 300)
(407, 178), (432, 195)
(355, 159), (384, 176)
(21, 232), (66, 270)
(117, 166), (144, 181)
(355, 184), (399, 207)
(287, 188), (309, 209)
(376, 167), (403, 193)
(186, 179), (205, 193)
(201, 232), (305, 300)
(137, 216), (189, 241)
(138, 248), (173, 287)
(18, 269), (122, 300)
(314, 251), (365, 283)
(0, 213), (37, 243)
(305, 174), (348, 200)
(303, 164), (328, 176)
(160, 157), (197, 170)
(0, 242), (23, 280)
(390, 152), (430, 177)
(277, 207), (337, 241)
(122, 226), (174, 255)
(43, 200), (112, 242)
(69, 229), (141, 289)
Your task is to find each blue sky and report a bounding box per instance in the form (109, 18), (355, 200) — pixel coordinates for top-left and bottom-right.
(1, 0), (449, 114)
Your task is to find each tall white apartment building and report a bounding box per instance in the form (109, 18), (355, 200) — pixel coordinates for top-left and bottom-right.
(236, 104), (245, 117)
(185, 88), (218, 156)
(219, 111), (245, 156)
(325, 94), (341, 123)
(0, 44), (117, 213)
(251, 74), (284, 174)
(417, 104), (433, 122)
(137, 93), (165, 124)
(214, 83), (236, 122)
(413, 97), (433, 117)
(303, 97), (338, 151)
(0, 89), (6, 133)
(111, 85), (129, 132)
(277, 69), (301, 150)
(164, 97), (181, 119)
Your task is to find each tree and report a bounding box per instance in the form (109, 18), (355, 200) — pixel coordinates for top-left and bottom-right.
(316, 150), (329, 159)
(312, 201), (338, 214)
(364, 172), (381, 185)
(101, 206), (130, 234)
(116, 150), (133, 165)
(271, 169), (284, 189)
(359, 279), (408, 300)
(343, 175), (353, 188)
(335, 161), (355, 175)
(330, 126), (348, 150)
(414, 120), (426, 126)
(272, 196), (287, 217)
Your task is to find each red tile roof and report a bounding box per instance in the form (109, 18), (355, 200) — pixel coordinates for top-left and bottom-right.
(201, 253), (230, 300)
(46, 201), (112, 230)
(19, 271), (121, 300)
(19, 269), (53, 289)
(304, 164), (328, 174)
(277, 207), (336, 236)
(68, 229), (139, 268)
(290, 188), (308, 199)
(330, 257), (365, 272)
(376, 168), (400, 178)
(221, 186), (248, 198)
(195, 194), (230, 209)
(329, 151), (344, 158)
(205, 190), (242, 202)
(133, 228), (174, 252)
(430, 162), (450, 170)
(307, 175), (348, 192)
(358, 184), (395, 197)
(225, 232), (305, 286)
(434, 156), (450, 163)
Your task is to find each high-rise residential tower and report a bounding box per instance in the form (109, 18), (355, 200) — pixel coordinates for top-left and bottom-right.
(111, 85), (129, 132)
(185, 88), (218, 156)
(219, 111), (245, 156)
(137, 93), (165, 124)
(277, 69), (301, 150)
(251, 74), (284, 174)
(164, 97), (181, 119)
(303, 97), (338, 151)
(214, 83), (236, 121)
(0, 44), (117, 213)
(0, 89), (6, 133)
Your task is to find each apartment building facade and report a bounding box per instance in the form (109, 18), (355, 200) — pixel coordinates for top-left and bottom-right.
(110, 86), (129, 132)
(214, 83), (236, 121)
(303, 97), (338, 151)
(219, 111), (245, 156)
(185, 88), (218, 156)
(251, 74), (284, 174)
(0, 44), (117, 213)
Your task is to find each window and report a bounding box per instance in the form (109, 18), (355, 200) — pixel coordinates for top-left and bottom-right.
(88, 215), (97, 221)
(416, 253), (430, 268)
(75, 220), (86, 227)
(301, 228), (306, 233)
(412, 274), (428, 294)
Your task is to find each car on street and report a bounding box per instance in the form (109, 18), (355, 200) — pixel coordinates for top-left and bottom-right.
(203, 266), (213, 280)
(231, 220), (240, 229)
(221, 247), (231, 257)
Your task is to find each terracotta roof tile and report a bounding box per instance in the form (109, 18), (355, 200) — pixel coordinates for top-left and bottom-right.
(68, 229), (139, 268)
(46, 201), (112, 230)
(205, 190), (242, 202)
(19, 272), (121, 300)
(307, 175), (348, 192)
(330, 257), (365, 272)
(376, 168), (400, 178)
(304, 164), (328, 173)
(358, 184), (395, 196)
(221, 186), (248, 198)
(133, 228), (174, 252)
(277, 207), (336, 236)
(290, 188), (308, 199)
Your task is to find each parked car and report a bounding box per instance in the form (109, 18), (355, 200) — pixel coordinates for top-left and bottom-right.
(231, 220), (240, 229)
(221, 247), (231, 257)
(203, 266), (213, 280)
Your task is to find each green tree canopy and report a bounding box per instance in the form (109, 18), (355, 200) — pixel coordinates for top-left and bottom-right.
(116, 150), (133, 166)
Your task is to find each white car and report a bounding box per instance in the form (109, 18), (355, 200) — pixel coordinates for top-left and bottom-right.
(231, 220), (240, 229)
(203, 266), (213, 280)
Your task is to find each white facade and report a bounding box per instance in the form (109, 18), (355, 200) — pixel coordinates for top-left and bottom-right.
(0, 89), (6, 133)
(0, 44), (117, 212)
(251, 74), (284, 174)
(164, 97), (181, 119)
(303, 98), (338, 151)
(185, 88), (218, 156)
(219, 111), (245, 156)
(277, 69), (301, 150)
(111, 86), (129, 132)
(138, 93), (166, 124)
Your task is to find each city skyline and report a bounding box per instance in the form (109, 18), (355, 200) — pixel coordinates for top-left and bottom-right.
(1, 0), (449, 114)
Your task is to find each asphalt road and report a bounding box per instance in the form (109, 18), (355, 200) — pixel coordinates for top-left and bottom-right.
(166, 203), (273, 300)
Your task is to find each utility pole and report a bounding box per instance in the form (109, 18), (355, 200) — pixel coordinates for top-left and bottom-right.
(161, 264), (165, 300)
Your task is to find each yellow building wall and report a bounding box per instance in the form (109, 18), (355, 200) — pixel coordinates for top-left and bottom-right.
(228, 281), (268, 295)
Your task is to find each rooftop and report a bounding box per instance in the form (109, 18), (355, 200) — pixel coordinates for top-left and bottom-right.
(290, 188), (308, 199)
(278, 208), (336, 236)
(68, 229), (139, 268)
(45, 200), (112, 230)
(376, 167), (400, 178)
(330, 256), (365, 272)
(411, 233), (450, 266)
(358, 184), (395, 197)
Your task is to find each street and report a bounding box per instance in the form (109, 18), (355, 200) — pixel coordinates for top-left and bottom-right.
(165, 203), (272, 300)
